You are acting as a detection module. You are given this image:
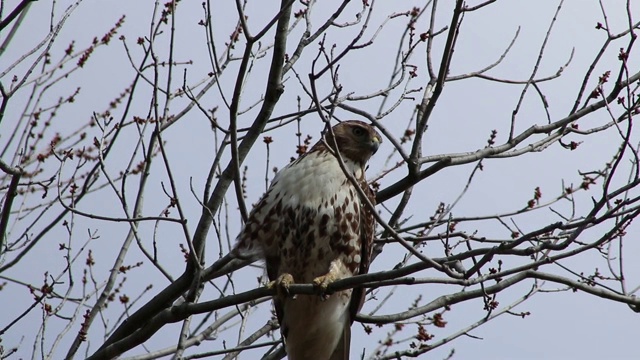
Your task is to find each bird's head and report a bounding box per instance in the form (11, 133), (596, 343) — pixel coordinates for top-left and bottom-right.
(323, 120), (382, 165)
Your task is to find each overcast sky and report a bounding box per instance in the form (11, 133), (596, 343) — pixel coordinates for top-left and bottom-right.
(1, 1), (639, 359)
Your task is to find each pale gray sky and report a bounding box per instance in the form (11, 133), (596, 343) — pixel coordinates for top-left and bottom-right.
(1, 1), (639, 359)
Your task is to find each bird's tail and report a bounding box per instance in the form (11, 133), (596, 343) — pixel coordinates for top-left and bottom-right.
(328, 325), (351, 360)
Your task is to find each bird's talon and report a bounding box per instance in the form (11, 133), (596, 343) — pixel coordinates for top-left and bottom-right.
(268, 273), (295, 298)
(313, 273), (336, 296)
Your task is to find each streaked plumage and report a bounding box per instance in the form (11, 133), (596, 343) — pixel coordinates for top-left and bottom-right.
(233, 120), (380, 360)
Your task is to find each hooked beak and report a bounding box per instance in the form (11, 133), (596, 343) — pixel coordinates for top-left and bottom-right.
(370, 136), (381, 154)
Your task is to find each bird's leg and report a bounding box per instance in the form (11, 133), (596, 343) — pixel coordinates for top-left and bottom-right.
(268, 273), (295, 298)
(312, 272), (338, 293)
(313, 260), (343, 297)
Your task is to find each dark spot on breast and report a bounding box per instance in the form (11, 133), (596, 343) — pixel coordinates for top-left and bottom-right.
(319, 214), (330, 237)
(333, 242), (348, 254)
(267, 206), (276, 217)
(302, 241), (312, 260)
(350, 219), (358, 232)
(299, 221), (310, 235)
(306, 230), (315, 245)
(286, 207), (295, 223)
(330, 231), (342, 247)
(335, 207), (343, 222)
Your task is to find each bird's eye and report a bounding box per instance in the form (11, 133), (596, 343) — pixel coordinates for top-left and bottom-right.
(352, 127), (365, 137)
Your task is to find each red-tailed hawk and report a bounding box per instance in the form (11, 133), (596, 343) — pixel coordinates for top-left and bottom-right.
(232, 120), (381, 360)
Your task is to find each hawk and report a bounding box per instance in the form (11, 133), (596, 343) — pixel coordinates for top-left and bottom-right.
(232, 120), (381, 360)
